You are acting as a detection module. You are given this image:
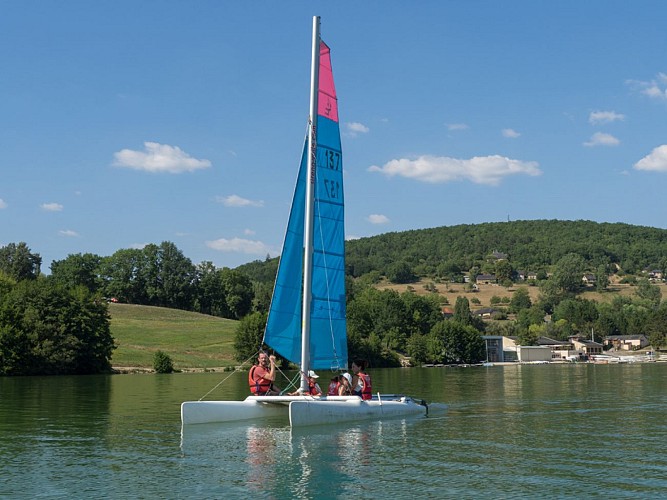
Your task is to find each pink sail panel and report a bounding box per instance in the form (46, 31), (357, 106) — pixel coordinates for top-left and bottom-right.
(318, 41), (338, 123)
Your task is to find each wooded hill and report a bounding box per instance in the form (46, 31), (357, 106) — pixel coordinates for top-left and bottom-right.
(238, 219), (667, 283)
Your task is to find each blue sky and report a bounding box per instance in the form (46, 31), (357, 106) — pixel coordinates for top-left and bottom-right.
(2, 2), (667, 273)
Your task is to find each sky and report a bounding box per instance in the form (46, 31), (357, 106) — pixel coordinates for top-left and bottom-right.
(2, 1), (667, 273)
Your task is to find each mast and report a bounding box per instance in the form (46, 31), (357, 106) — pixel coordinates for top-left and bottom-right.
(300, 15), (320, 393)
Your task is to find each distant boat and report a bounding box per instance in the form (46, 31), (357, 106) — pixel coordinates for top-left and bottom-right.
(181, 17), (445, 427)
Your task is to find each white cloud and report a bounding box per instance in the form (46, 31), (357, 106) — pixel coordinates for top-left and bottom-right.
(447, 123), (469, 131)
(59, 229), (79, 237)
(583, 132), (620, 147)
(347, 122), (369, 134)
(217, 194), (264, 207)
(367, 214), (390, 224)
(589, 110), (625, 124)
(0, 199), (7, 209)
(502, 128), (521, 138)
(634, 145), (667, 172)
(346, 122), (370, 138)
(41, 202), (63, 212)
(113, 142), (211, 173)
(369, 154), (541, 186)
(206, 237), (272, 255)
(130, 243), (148, 249)
(627, 73), (667, 101)
(244, 228), (256, 236)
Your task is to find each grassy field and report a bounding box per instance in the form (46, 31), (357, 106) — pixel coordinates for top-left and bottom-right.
(109, 280), (664, 370)
(109, 303), (239, 370)
(377, 279), (665, 310)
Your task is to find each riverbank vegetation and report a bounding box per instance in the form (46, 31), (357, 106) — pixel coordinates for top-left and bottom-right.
(3, 219), (667, 373)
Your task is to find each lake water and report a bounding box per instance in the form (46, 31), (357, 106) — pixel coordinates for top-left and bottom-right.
(2, 363), (667, 498)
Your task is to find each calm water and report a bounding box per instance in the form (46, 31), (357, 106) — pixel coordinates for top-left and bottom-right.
(2, 363), (667, 499)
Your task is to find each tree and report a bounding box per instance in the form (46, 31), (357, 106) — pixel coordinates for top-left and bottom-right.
(0, 242), (41, 281)
(153, 350), (174, 373)
(220, 268), (254, 320)
(453, 296), (473, 326)
(636, 278), (661, 308)
(194, 262), (228, 317)
(0, 280), (114, 375)
(495, 259), (513, 284)
(98, 248), (148, 304)
(509, 287), (532, 313)
(387, 261), (415, 284)
(401, 291), (442, 336)
(595, 264), (609, 292)
(552, 298), (599, 334)
(49, 253), (102, 293)
(141, 242), (196, 310)
(550, 253), (586, 294)
(233, 311), (268, 363)
(406, 333), (427, 364)
(646, 302), (667, 349)
(516, 324), (541, 346)
(431, 320), (485, 364)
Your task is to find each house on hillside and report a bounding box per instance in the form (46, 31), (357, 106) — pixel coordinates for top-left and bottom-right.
(476, 274), (497, 285)
(603, 335), (649, 351)
(647, 269), (663, 282)
(582, 274), (596, 286)
(441, 307), (454, 318)
(490, 250), (508, 261)
(473, 307), (499, 319)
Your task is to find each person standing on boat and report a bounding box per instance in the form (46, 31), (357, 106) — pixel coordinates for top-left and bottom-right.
(351, 360), (372, 400)
(248, 352), (280, 396)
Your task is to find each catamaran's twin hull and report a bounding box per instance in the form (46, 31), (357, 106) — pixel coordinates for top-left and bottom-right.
(181, 395), (445, 427)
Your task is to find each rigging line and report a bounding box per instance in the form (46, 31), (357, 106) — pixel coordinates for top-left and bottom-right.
(197, 352), (256, 401)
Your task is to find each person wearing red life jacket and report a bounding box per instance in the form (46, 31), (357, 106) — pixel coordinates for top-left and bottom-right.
(248, 352), (280, 395)
(289, 370), (322, 396)
(327, 376), (340, 396)
(351, 360), (372, 400)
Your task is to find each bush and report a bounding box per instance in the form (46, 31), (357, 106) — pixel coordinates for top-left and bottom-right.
(153, 350), (174, 373)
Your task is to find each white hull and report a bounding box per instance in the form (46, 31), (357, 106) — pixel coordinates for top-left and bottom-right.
(181, 395), (358, 425)
(289, 395), (443, 427)
(181, 394), (446, 427)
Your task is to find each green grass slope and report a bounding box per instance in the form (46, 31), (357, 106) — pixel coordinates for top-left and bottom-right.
(109, 303), (238, 369)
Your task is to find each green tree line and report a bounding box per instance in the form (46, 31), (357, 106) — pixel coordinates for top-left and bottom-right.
(4, 218), (667, 374)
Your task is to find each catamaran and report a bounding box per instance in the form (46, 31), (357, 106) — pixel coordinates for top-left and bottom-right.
(181, 16), (445, 428)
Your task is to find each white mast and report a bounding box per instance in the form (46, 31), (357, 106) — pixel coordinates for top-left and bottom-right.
(300, 15), (320, 393)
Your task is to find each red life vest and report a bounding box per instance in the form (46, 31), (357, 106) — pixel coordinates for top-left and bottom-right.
(308, 380), (321, 395)
(359, 373), (372, 400)
(248, 365), (272, 395)
(327, 381), (339, 396)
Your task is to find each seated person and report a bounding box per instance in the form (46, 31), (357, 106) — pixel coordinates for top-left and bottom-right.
(338, 372), (353, 396)
(289, 370), (322, 396)
(327, 375), (340, 396)
(248, 352), (280, 395)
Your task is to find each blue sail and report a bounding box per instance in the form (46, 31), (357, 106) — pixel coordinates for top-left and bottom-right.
(264, 40), (347, 371)
(263, 142), (307, 365)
